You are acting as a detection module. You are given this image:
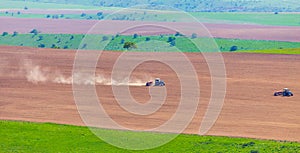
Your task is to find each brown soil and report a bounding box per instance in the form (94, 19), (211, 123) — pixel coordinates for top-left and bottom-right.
(0, 17), (299, 42)
(0, 46), (299, 142)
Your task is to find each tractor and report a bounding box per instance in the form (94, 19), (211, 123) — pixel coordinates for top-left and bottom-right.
(146, 78), (165, 86)
(274, 88), (293, 97)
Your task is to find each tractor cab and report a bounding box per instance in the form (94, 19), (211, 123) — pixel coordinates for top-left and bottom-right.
(154, 78), (165, 86)
(283, 88), (293, 96)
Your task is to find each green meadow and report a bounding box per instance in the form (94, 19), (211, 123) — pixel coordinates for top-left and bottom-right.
(190, 12), (300, 26)
(1, 120), (299, 153)
(1, 11), (300, 26)
(1, 34), (300, 53)
(0, 33), (300, 53)
(238, 48), (300, 54)
(0, 0), (100, 9)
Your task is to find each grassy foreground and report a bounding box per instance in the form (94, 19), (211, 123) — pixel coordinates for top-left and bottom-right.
(1, 120), (299, 152)
(1, 34), (300, 52)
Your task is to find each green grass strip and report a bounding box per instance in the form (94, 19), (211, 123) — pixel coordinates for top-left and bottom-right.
(238, 48), (300, 55)
(0, 34), (300, 53)
(1, 120), (299, 152)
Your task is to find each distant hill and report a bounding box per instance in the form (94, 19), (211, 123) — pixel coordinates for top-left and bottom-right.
(11, 0), (300, 12)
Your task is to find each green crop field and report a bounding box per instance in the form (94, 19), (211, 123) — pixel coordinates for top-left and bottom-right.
(1, 33), (300, 53)
(113, 12), (300, 26)
(0, 0), (98, 9)
(0, 12), (106, 20)
(238, 48), (300, 54)
(114, 11), (300, 26)
(1, 120), (299, 152)
(190, 12), (300, 26)
(0, 0), (122, 10)
(1, 9), (300, 26)
(0, 12), (46, 18)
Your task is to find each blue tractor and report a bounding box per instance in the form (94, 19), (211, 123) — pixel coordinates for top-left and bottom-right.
(274, 88), (293, 97)
(146, 78), (165, 86)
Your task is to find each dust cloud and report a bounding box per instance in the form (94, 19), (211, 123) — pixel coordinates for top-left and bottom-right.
(20, 59), (147, 86)
(22, 59), (48, 84)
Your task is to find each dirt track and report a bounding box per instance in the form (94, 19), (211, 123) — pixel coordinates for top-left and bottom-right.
(0, 17), (300, 42)
(0, 46), (299, 142)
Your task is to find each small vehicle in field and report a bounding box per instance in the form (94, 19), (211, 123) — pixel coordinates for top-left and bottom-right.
(146, 78), (165, 86)
(274, 88), (293, 97)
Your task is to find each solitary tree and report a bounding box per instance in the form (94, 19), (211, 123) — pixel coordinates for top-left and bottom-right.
(12, 31), (18, 37)
(230, 45), (238, 51)
(38, 44), (45, 48)
(191, 33), (197, 39)
(37, 35), (43, 41)
(2, 32), (8, 36)
(81, 13), (87, 17)
(167, 36), (176, 43)
(52, 15), (59, 19)
(145, 37), (151, 41)
(98, 16), (104, 20)
(170, 40), (176, 47)
(51, 44), (60, 49)
(123, 42), (137, 49)
(97, 12), (103, 16)
(30, 29), (39, 35)
(102, 36), (109, 41)
(133, 33), (139, 39)
(120, 38), (125, 44)
(175, 32), (183, 37)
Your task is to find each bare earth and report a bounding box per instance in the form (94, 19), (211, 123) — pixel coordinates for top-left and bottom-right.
(0, 46), (299, 142)
(0, 17), (299, 42)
